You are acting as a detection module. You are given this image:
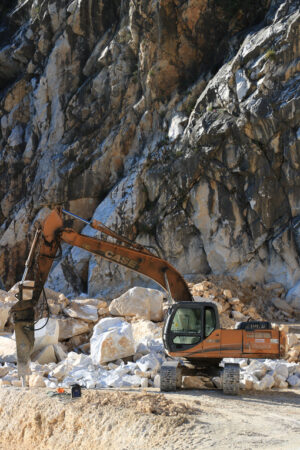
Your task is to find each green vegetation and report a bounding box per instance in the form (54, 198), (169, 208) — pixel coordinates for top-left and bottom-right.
(185, 97), (197, 115)
(158, 137), (169, 147)
(175, 149), (184, 158)
(31, 3), (41, 19)
(132, 71), (138, 84)
(265, 49), (276, 61)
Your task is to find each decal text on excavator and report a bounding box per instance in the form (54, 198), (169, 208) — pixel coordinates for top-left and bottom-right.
(81, 244), (140, 270)
(104, 250), (140, 270)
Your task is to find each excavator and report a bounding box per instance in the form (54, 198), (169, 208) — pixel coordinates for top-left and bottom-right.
(11, 208), (287, 394)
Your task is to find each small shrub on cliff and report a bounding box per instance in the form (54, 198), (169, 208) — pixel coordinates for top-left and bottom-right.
(265, 49), (276, 61)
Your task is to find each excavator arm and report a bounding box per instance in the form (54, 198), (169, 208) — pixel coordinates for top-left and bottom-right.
(11, 207), (193, 378)
(59, 229), (192, 302)
(44, 208), (192, 302)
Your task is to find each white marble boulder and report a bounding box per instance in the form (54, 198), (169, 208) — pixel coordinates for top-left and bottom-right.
(90, 317), (135, 364)
(63, 300), (98, 322)
(109, 287), (164, 321)
(0, 335), (16, 363)
(33, 318), (59, 352)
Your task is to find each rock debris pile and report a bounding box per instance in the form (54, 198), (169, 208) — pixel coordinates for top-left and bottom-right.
(213, 358), (300, 391)
(0, 279), (299, 391)
(0, 285), (165, 389)
(190, 276), (300, 326)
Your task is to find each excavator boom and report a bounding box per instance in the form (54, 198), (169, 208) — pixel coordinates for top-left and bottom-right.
(59, 228), (192, 302)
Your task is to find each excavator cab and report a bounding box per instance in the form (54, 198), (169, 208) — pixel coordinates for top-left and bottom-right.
(163, 302), (220, 353)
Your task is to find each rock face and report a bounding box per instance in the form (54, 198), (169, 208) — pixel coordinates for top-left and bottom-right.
(286, 282), (300, 311)
(0, 0), (300, 311)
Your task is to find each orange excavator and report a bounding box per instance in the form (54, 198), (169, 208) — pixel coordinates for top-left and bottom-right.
(11, 208), (287, 394)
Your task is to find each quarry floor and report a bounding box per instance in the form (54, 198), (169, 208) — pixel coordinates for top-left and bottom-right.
(0, 387), (299, 449)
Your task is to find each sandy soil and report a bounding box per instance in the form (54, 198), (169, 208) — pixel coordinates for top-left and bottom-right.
(0, 387), (299, 450)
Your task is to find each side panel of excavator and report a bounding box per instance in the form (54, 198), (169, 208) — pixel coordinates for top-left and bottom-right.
(167, 328), (285, 360)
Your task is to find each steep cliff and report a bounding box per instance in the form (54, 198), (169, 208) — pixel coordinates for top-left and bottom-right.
(0, 0), (299, 309)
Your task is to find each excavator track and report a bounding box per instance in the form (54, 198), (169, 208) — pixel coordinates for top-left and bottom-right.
(160, 361), (181, 391)
(222, 363), (240, 395)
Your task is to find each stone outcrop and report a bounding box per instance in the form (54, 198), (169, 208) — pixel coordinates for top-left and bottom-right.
(0, 0), (299, 322)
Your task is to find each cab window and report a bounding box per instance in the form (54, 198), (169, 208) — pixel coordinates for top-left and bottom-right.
(205, 307), (216, 337)
(170, 308), (202, 345)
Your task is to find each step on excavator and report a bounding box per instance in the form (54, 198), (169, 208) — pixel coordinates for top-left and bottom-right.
(11, 208), (287, 394)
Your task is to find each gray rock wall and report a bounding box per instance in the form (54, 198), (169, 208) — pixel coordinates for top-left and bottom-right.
(0, 0), (300, 306)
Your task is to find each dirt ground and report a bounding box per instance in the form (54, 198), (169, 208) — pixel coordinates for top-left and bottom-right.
(0, 387), (299, 450)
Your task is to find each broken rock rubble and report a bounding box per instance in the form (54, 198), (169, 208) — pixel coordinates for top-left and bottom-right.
(190, 277), (300, 323)
(213, 358), (300, 391)
(0, 304), (167, 389)
(0, 283), (299, 391)
(29, 350), (166, 390)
